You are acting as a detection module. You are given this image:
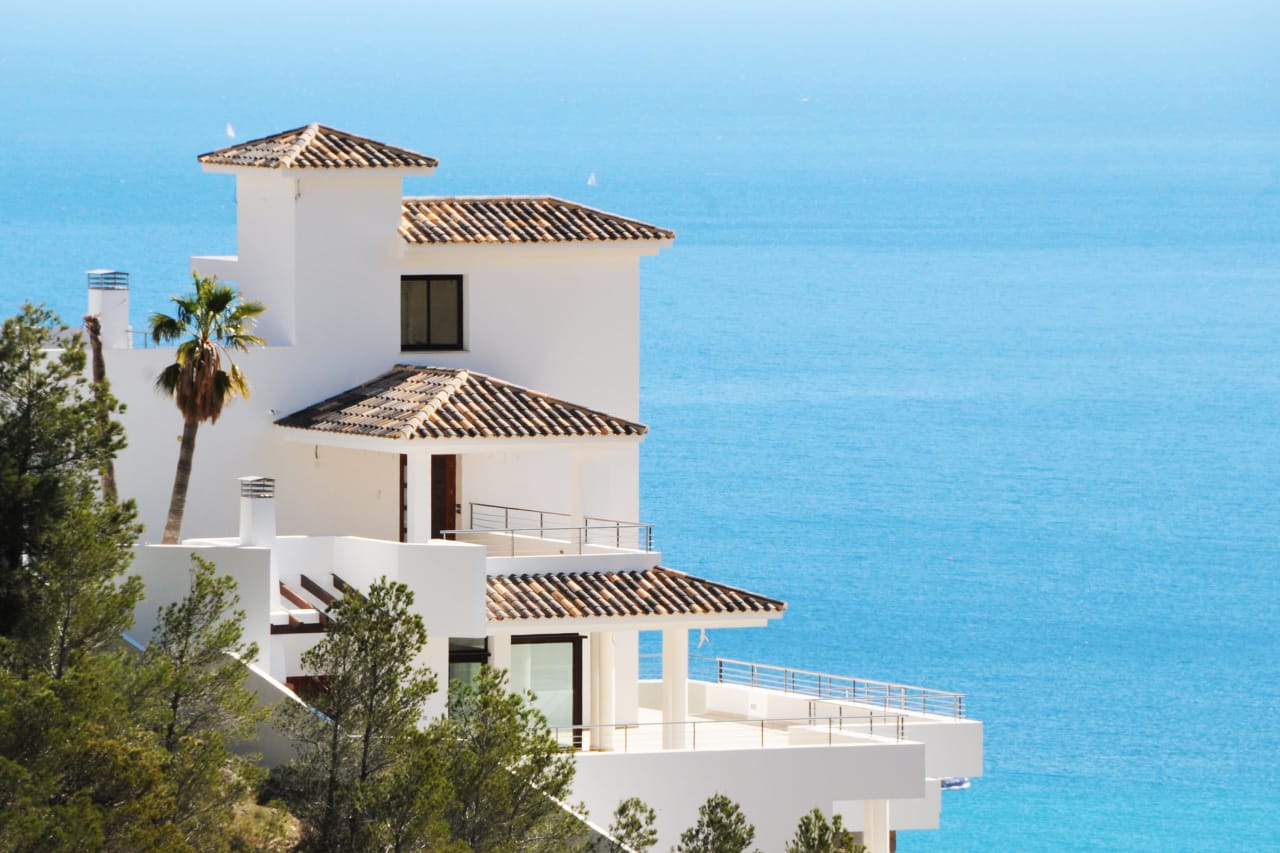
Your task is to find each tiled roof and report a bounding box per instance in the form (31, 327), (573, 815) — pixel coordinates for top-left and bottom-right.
(487, 567), (786, 622)
(400, 197), (674, 245)
(199, 123), (438, 170)
(275, 365), (646, 440)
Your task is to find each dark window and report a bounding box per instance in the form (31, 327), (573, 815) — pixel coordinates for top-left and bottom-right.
(401, 275), (462, 350)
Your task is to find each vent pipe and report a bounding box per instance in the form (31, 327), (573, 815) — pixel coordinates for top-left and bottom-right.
(86, 270), (131, 350)
(238, 476), (276, 546)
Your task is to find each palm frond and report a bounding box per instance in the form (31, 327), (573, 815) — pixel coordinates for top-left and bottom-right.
(154, 362), (182, 395)
(149, 312), (184, 344)
(153, 272), (266, 424)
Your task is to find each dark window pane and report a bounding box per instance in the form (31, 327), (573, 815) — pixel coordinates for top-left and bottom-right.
(401, 279), (429, 347)
(428, 279), (461, 347)
(400, 275), (462, 350)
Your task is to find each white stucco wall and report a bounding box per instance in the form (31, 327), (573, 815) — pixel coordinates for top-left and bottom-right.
(130, 543), (273, 661)
(572, 741), (926, 853)
(395, 245), (645, 421)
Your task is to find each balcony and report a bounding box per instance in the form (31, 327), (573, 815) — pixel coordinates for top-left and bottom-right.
(555, 655), (981, 781)
(563, 656), (980, 852)
(442, 502), (655, 558)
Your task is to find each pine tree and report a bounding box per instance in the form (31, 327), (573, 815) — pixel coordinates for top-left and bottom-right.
(437, 665), (581, 853)
(786, 807), (864, 853)
(0, 304), (126, 636)
(136, 555), (268, 850)
(675, 794), (758, 853)
(607, 797), (658, 853)
(275, 579), (437, 852)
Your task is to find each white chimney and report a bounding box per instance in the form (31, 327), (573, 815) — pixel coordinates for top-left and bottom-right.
(86, 270), (132, 349)
(238, 476), (277, 546)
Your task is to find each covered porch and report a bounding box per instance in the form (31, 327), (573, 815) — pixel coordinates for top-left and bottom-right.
(273, 364), (649, 545)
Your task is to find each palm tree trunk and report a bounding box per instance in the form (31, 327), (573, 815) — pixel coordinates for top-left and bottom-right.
(83, 315), (118, 503)
(163, 418), (200, 544)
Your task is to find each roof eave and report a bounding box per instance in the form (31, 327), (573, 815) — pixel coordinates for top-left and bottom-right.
(273, 425), (646, 454)
(486, 610), (785, 634)
(200, 162), (437, 178)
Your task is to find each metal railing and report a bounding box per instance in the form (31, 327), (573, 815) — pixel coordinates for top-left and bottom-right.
(444, 503), (655, 556)
(694, 656), (966, 719)
(551, 711), (906, 753)
(469, 502), (571, 532)
(442, 526), (594, 557)
(585, 516), (654, 552)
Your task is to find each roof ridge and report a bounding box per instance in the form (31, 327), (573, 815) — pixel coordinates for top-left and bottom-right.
(393, 365), (467, 440)
(277, 122), (321, 169)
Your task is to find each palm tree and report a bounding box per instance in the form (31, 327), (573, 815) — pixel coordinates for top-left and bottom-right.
(150, 273), (265, 544)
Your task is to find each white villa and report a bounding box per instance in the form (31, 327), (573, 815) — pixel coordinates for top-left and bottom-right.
(94, 124), (982, 852)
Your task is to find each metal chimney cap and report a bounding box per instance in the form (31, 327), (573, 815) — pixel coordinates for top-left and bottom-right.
(238, 476), (275, 498)
(87, 270), (129, 290)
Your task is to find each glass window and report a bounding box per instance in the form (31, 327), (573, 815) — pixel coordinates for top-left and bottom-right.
(448, 637), (488, 704)
(401, 276), (462, 350)
(510, 640), (576, 729)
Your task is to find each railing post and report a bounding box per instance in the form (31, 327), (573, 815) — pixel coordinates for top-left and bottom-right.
(760, 720), (764, 748)
(692, 722), (696, 751)
(717, 659), (723, 684)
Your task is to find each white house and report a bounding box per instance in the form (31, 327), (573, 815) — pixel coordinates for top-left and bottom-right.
(97, 124), (982, 852)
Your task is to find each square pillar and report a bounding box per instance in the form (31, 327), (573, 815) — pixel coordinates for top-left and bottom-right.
(589, 632), (616, 750)
(863, 800), (890, 853)
(661, 627), (688, 749)
(489, 633), (512, 674)
(404, 453), (432, 544)
(613, 630), (639, 725)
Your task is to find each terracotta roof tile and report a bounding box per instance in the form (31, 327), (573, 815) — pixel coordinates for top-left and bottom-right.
(199, 123), (438, 170)
(400, 197), (674, 245)
(486, 567), (786, 622)
(276, 365), (646, 440)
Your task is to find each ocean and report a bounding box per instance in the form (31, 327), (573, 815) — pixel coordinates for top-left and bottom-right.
(2, 1), (1278, 848)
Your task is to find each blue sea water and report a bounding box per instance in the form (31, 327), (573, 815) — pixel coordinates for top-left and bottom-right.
(2, 2), (1278, 849)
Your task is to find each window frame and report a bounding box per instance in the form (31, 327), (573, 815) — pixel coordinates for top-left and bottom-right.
(400, 274), (464, 351)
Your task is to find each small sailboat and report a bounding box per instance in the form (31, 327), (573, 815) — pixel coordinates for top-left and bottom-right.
(587, 172), (597, 187)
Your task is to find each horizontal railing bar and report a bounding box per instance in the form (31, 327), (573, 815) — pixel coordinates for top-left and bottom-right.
(468, 502), (573, 519)
(697, 655), (965, 701)
(550, 712), (909, 752)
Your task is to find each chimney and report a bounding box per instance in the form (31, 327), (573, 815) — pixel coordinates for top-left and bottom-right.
(86, 270), (131, 349)
(238, 476), (276, 546)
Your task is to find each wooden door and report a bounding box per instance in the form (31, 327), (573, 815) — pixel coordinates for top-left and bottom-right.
(430, 454), (457, 539)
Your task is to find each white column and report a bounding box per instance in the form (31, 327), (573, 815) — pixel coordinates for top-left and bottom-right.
(489, 633), (512, 674)
(404, 453), (432, 543)
(661, 627), (688, 749)
(589, 632), (616, 750)
(613, 630), (639, 726)
(863, 800), (890, 853)
(420, 635), (450, 721)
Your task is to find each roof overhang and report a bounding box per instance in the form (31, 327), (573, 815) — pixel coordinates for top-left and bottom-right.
(487, 611), (782, 634)
(202, 163), (438, 178)
(274, 426), (643, 455)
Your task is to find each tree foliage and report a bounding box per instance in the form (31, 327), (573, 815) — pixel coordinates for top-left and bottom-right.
(149, 273), (265, 543)
(135, 555), (268, 850)
(786, 808), (864, 853)
(0, 304), (127, 636)
(606, 797), (658, 853)
(675, 794), (758, 853)
(440, 665), (581, 853)
(0, 305), (290, 850)
(276, 579), (438, 852)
